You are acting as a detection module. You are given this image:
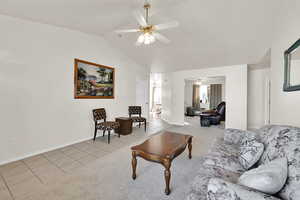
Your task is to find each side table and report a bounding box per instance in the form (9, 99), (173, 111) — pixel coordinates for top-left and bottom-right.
(115, 117), (133, 135)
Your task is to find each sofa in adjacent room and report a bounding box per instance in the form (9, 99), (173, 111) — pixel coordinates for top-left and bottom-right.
(185, 125), (300, 200)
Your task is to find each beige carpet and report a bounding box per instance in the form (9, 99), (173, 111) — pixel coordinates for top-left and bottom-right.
(20, 117), (224, 200)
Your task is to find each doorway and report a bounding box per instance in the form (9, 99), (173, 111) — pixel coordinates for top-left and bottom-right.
(150, 73), (162, 120)
(184, 76), (226, 128)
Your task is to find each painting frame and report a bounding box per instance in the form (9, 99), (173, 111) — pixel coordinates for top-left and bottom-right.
(74, 59), (115, 99)
(283, 38), (300, 92)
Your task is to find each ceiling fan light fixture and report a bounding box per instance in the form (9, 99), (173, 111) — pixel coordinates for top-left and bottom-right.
(149, 34), (155, 43)
(144, 38), (151, 45)
(115, 1), (178, 46)
(143, 33), (155, 45)
(138, 34), (145, 43)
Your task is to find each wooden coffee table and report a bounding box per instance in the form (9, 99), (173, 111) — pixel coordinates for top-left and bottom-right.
(131, 131), (193, 195)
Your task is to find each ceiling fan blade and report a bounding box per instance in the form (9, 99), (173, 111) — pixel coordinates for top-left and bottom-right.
(153, 32), (170, 44)
(133, 11), (148, 27)
(154, 21), (179, 31)
(114, 29), (140, 33)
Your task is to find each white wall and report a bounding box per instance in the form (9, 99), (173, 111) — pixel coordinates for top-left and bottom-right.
(270, 1), (300, 127)
(162, 65), (248, 129)
(161, 73), (173, 122)
(0, 15), (149, 165)
(135, 76), (150, 119)
(184, 80), (193, 110)
(247, 68), (270, 129)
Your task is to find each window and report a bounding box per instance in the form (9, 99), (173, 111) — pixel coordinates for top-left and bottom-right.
(200, 85), (208, 104)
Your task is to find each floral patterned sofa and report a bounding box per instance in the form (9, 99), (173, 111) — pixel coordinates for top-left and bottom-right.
(185, 125), (300, 200)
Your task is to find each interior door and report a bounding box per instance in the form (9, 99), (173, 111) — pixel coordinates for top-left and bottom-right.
(136, 77), (150, 119)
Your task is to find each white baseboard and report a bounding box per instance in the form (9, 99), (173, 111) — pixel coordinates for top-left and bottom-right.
(161, 118), (184, 126)
(247, 127), (260, 131)
(0, 135), (100, 166)
(160, 117), (169, 123)
(247, 124), (262, 130)
(170, 122), (185, 126)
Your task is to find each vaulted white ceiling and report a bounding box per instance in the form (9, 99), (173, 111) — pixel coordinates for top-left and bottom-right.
(0, 0), (282, 72)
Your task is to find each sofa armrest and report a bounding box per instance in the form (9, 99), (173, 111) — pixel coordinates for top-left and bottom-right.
(207, 178), (281, 200)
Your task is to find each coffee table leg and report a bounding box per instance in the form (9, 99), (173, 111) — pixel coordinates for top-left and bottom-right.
(188, 138), (192, 159)
(132, 151), (137, 180)
(163, 159), (171, 195)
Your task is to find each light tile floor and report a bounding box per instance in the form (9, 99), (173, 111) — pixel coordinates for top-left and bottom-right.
(0, 119), (171, 200)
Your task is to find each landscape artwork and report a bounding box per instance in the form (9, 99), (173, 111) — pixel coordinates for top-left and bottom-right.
(74, 59), (114, 99)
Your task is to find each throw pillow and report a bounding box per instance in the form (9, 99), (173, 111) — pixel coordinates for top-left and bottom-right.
(238, 138), (264, 169)
(207, 178), (281, 200)
(238, 157), (288, 195)
(257, 125), (300, 200)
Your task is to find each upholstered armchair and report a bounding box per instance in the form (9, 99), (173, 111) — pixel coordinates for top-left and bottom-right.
(200, 102), (225, 126)
(92, 108), (120, 144)
(128, 106), (147, 132)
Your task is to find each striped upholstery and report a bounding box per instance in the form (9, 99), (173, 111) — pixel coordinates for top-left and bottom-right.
(96, 121), (119, 131)
(93, 108), (107, 121)
(128, 106), (146, 131)
(92, 108), (120, 143)
(129, 106), (142, 115)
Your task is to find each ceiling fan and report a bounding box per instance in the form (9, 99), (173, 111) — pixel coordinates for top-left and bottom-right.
(115, 1), (179, 46)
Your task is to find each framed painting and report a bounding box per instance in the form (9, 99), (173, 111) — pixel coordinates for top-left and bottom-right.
(74, 59), (115, 99)
(283, 38), (300, 92)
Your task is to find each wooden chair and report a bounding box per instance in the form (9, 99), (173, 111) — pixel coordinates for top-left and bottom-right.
(92, 108), (120, 144)
(128, 106), (147, 132)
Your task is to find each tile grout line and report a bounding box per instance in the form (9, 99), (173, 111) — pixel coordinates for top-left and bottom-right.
(21, 160), (44, 185)
(72, 139), (117, 154)
(57, 149), (85, 167)
(65, 137), (111, 153)
(59, 142), (125, 171)
(71, 137), (143, 159)
(45, 143), (113, 172)
(71, 143), (120, 161)
(41, 154), (68, 174)
(0, 126), (164, 167)
(0, 171), (15, 200)
(68, 145), (99, 161)
(0, 120), (167, 199)
(43, 140), (114, 173)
